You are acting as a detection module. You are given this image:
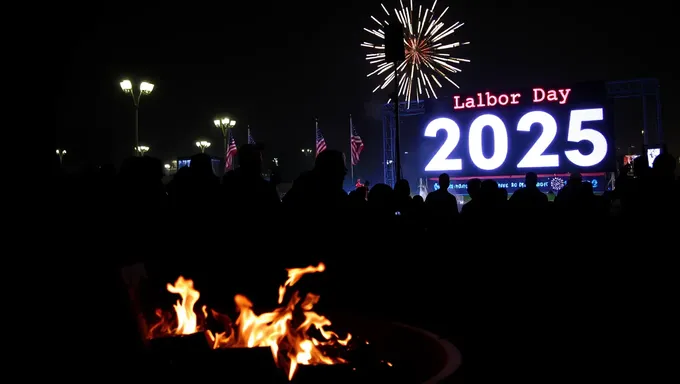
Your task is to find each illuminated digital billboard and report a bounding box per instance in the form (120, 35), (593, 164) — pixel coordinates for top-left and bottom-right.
(177, 157), (222, 175)
(417, 82), (615, 178)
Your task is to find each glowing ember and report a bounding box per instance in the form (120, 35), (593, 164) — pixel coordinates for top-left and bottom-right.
(148, 262), (351, 381)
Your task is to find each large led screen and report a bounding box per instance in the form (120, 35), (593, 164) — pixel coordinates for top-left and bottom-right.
(415, 82), (616, 179)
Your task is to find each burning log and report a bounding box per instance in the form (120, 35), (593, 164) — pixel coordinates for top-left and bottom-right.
(148, 332), (211, 357)
(147, 342), (282, 382)
(293, 356), (402, 384)
(294, 364), (356, 383)
(146, 333), (212, 373)
(209, 347), (283, 382)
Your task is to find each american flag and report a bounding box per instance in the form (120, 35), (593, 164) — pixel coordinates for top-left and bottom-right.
(225, 129), (237, 170)
(350, 126), (364, 166)
(315, 121), (327, 157)
(247, 128), (256, 145)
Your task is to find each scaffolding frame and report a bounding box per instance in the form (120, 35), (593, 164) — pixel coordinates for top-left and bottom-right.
(382, 100), (425, 187)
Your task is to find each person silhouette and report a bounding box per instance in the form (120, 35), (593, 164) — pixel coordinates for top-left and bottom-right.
(425, 173), (459, 229)
(509, 172), (548, 215)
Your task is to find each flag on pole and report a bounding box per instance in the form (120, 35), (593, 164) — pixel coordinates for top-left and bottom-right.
(315, 120), (327, 157)
(247, 127), (256, 145)
(225, 129), (238, 170)
(350, 126), (364, 166)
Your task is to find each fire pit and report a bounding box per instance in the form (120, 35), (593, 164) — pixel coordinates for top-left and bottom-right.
(123, 262), (461, 383)
(292, 315), (461, 383)
(324, 314), (461, 383)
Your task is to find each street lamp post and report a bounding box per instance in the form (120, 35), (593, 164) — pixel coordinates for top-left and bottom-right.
(120, 79), (155, 155)
(56, 149), (67, 165)
(134, 145), (150, 156)
(195, 140), (211, 153)
(214, 117), (237, 173)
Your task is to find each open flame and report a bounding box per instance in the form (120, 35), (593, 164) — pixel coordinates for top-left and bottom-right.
(148, 262), (351, 380)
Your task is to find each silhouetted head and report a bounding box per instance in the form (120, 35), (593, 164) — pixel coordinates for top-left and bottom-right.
(190, 153), (214, 176)
(499, 188), (508, 201)
(467, 178), (481, 199)
(480, 179), (498, 201)
(412, 195), (424, 204)
(348, 189), (367, 205)
(582, 181), (594, 195)
(314, 150), (347, 187)
(175, 165), (191, 179)
(394, 179), (411, 197)
(438, 173), (450, 191)
(568, 172), (582, 186)
(652, 152), (677, 179)
(525, 172), (538, 187)
(367, 183), (394, 214)
(633, 156), (650, 178)
(237, 144), (262, 173)
(356, 186), (369, 200)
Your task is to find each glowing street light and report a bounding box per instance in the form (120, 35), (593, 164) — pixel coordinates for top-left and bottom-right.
(301, 148), (312, 156)
(56, 149), (67, 165)
(195, 140), (211, 153)
(214, 117), (237, 173)
(134, 145), (150, 156)
(120, 79), (155, 155)
(164, 163), (171, 170)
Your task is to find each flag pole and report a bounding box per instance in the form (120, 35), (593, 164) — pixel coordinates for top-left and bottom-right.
(315, 117), (318, 158)
(349, 114), (354, 184)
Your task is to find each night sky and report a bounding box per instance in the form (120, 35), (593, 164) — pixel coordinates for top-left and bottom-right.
(57, 0), (676, 180)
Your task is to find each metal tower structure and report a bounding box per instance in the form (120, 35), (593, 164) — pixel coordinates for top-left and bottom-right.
(606, 78), (663, 148)
(382, 100), (425, 187)
(381, 79), (663, 186)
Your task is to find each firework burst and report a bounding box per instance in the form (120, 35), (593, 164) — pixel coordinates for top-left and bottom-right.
(362, 0), (470, 105)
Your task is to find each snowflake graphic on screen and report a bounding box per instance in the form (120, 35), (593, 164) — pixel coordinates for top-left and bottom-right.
(550, 177), (565, 192)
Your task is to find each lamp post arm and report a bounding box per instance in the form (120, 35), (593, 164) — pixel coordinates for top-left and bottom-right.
(130, 90), (140, 107)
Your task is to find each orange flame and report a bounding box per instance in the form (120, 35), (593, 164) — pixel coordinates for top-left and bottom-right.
(148, 276), (208, 337)
(148, 263), (350, 381)
(278, 263), (326, 304)
(167, 276), (201, 335)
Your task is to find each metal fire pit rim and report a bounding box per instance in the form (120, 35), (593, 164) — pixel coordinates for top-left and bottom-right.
(390, 321), (461, 384)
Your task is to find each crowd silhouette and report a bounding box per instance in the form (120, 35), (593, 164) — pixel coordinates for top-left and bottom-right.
(53, 145), (678, 381)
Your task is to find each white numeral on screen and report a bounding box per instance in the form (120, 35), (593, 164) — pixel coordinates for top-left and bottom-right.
(423, 109), (608, 172)
(424, 118), (463, 171)
(564, 108), (607, 167)
(468, 114), (508, 170)
(516, 111), (559, 168)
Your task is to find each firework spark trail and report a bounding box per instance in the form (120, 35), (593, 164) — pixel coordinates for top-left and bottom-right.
(362, 0), (470, 108)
